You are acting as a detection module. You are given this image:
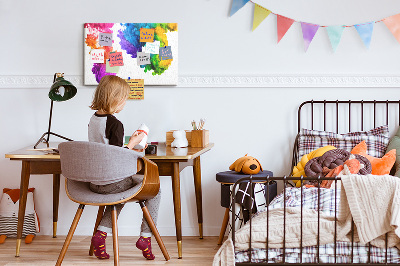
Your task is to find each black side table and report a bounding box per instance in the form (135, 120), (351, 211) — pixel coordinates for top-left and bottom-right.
(216, 170), (276, 245)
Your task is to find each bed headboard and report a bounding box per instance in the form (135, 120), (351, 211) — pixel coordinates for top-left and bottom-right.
(298, 100), (400, 133)
(292, 100), (400, 169)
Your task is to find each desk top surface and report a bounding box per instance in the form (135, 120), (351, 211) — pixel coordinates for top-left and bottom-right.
(5, 142), (214, 161)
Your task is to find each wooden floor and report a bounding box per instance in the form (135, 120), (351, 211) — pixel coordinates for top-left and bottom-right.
(0, 236), (223, 265)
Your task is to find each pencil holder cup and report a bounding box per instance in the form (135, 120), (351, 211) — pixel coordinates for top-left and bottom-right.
(190, 130), (209, 148)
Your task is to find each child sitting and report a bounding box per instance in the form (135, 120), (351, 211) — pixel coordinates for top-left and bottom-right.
(88, 75), (161, 260)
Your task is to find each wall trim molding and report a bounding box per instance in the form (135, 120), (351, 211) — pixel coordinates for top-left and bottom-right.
(1, 75), (399, 88)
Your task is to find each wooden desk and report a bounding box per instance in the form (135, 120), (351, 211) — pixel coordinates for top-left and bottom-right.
(5, 142), (213, 259)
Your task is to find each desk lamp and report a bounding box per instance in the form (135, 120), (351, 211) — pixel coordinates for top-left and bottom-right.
(33, 73), (77, 149)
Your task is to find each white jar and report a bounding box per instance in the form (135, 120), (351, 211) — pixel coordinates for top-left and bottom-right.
(133, 123), (149, 150)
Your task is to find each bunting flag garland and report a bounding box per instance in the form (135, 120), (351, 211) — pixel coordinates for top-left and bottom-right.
(326, 26), (345, 52)
(253, 4), (271, 31)
(277, 15), (295, 43)
(301, 22), (319, 52)
(229, 0), (400, 52)
(383, 14), (400, 44)
(230, 0), (250, 17)
(354, 22), (374, 49)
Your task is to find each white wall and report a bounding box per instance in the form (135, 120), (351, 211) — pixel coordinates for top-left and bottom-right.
(1, 0), (400, 236)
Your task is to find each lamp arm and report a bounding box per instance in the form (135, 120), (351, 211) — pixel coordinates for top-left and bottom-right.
(46, 100), (54, 143)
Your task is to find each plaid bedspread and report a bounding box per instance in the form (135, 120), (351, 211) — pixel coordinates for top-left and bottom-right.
(268, 186), (341, 216)
(236, 242), (400, 263)
(235, 186), (400, 263)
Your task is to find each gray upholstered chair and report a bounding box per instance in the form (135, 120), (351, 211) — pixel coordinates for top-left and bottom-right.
(55, 141), (169, 266)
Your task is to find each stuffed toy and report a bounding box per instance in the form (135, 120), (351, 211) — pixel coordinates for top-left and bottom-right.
(351, 140), (396, 175)
(321, 154), (364, 188)
(292, 145), (336, 187)
(0, 188), (39, 244)
(304, 149), (371, 178)
(230, 154), (263, 175)
(171, 130), (188, 148)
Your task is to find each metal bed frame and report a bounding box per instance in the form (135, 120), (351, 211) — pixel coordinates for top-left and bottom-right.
(232, 100), (400, 265)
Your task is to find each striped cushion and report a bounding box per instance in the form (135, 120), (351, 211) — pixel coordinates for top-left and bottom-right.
(0, 213), (37, 237)
(296, 125), (390, 164)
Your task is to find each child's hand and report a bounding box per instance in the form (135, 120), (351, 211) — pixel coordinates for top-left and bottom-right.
(133, 143), (148, 153)
(126, 131), (145, 150)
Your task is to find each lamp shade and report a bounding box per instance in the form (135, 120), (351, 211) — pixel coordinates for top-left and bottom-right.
(48, 76), (77, 102)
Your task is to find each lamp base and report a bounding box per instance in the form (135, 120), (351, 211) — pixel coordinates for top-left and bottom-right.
(33, 132), (73, 149)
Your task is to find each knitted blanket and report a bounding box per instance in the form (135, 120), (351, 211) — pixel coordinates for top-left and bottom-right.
(213, 174), (400, 266)
(338, 174), (400, 249)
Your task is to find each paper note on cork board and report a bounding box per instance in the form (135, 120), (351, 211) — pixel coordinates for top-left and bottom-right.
(159, 46), (173, 60)
(109, 52), (124, 67)
(140, 28), (155, 42)
(91, 49), (104, 63)
(106, 60), (120, 74)
(144, 40), (160, 54)
(137, 52), (150, 65)
(126, 79), (144, 100)
(99, 32), (113, 46)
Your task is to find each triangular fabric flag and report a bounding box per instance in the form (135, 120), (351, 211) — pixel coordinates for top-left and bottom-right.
(301, 22), (319, 52)
(326, 25), (345, 52)
(277, 15), (295, 43)
(383, 14), (400, 44)
(230, 0), (250, 17)
(252, 4), (271, 31)
(354, 22), (374, 49)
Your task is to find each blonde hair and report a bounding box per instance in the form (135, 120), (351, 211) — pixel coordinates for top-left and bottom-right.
(90, 75), (130, 114)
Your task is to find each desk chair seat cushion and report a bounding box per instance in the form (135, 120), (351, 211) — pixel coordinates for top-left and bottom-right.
(66, 175), (144, 204)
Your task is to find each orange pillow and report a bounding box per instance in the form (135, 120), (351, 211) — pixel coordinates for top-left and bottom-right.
(351, 140), (396, 175)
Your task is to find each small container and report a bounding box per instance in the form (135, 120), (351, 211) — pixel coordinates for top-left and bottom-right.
(191, 130), (209, 148)
(133, 123), (149, 150)
(145, 144), (157, 155)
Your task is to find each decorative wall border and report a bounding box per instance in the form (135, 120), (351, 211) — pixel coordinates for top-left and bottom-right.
(0, 75), (399, 88)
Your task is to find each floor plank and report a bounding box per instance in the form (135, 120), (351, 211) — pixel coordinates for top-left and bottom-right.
(0, 236), (222, 265)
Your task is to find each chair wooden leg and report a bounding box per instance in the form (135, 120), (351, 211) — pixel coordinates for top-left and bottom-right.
(139, 201), (170, 261)
(89, 206), (105, 256)
(111, 205), (119, 266)
(218, 208), (230, 245)
(56, 204), (85, 266)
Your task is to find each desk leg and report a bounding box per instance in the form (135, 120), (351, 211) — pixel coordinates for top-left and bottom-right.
(16, 161), (31, 257)
(171, 162), (182, 259)
(193, 157), (203, 239)
(53, 174), (60, 238)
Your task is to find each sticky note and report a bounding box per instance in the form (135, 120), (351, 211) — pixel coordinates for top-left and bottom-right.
(99, 32), (113, 46)
(126, 79), (144, 100)
(91, 49), (105, 63)
(106, 59), (120, 73)
(144, 41), (160, 54)
(159, 46), (173, 60)
(137, 52), (150, 66)
(109, 52), (124, 67)
(140, 28), (155, 42)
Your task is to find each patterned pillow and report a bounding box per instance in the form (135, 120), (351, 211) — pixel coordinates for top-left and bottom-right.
(296, 125), (390, 164)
